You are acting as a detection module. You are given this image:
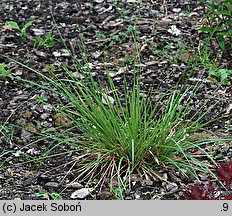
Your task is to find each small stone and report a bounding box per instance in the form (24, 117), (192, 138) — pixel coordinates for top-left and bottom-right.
(53, 49), (70, 57)
(93, 0), (104, 3)
(141, 179), (153, 186)
(66, 182), (84, 189)
(41, 121), (52, 127)
(43, 104), (53, 112)
(70, 188), (94, 199)
(91, 51), (103, 59)
(44, 182), (60, 189)
(35, 51), (47, 58)
(172, 8), (181, 13)
(40, 113), (49, 120)
(31, 28), (46, 36)
(20, 130), (32, 142)
(166, 183), (178, 192)
(73, 72), (85, 79)
(151, 10), (161, 17)
(102, 94), (115, 105)
(130, 174), (140, 182)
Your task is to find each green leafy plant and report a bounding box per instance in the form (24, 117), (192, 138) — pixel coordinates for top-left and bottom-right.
(34, 32), (56, 49)
(127, 25), (141, 35)
(36, 191), (62, 200)
(96, 31), (106, 39)
(195, 39), (219, 69)
(0, 63), (12, 78)
(151, 42), (177, 65)
(124, 54), (135, 64)
(209, 68), (232, 85)
(0, 124), (10, 139)
(5, 20), (34, 38)
(36, 95), (48, 103)
(109, 32), (129, 47)
(151, 28), (158, 36)
(199, 0), (232, 54)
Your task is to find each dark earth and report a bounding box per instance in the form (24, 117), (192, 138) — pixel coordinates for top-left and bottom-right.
(0, 0), (231, 200)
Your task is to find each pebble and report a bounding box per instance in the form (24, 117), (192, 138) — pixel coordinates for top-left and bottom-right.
(31, 28), (46, 36)
(43, 104), (53, 112)
(70, 188), (94, 199)
(172, 8), (182, 13)
(20, 130), (32, 142)
(166, 183), (178, 192)
(66, 182), (84, 189)
(44, 182), (60, 189)
(40, 113), (49, 120)
(94, 0), (104, 3)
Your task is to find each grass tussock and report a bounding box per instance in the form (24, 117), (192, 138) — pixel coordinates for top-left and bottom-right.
(2, 32), (230, 191)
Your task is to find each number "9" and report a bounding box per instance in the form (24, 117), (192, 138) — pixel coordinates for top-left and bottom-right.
(222, 203), (228, 211)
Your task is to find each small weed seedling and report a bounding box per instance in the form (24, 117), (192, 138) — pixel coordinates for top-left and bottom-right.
(0, 63), (12, 78)
(96, 31), (106, 39)
(124, 54), (135, 64)
(36, 191), (62, 200)
(5, 20), (34, 38)
(209, 68), (232, 85)
(36, 95), (48, 103)
(151, 42), (177, 65)
(34, 32), (56, 49)
(109, 32), (129, 47)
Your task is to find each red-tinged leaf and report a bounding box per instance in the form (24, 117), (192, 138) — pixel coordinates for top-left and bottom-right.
(223, 194), (232, 200)
(216, 161), (232, 186)
(184, 181), (216, 200)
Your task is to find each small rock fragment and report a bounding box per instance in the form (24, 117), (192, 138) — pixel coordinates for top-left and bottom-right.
(167, 25), (181, 36)
(44, 182), (60, 189)
(172, 8), (181, 13)
(94, 0), (104, 3)
(91, 50), (103, 59)
(35, 51), (47, 58)
(66, 182), (84, 189)
(102, 94), (115, 105)
(70, 188), (94, 199)
(31, 28), (45, 36)
(53, 49), (70, 57)
(21, 130), (32, 142)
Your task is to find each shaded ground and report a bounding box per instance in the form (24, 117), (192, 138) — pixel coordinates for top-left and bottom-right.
(0, 0), (231, 200)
